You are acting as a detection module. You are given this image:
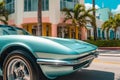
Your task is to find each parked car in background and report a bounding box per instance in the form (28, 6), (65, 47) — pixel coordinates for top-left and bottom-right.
(0, 25), (98, 80)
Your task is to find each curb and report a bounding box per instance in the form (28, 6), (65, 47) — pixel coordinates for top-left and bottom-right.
(99, 47), (120, 50)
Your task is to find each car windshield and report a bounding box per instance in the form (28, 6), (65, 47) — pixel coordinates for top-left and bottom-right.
(14, 28), (30, 35)
(0, 25), (30, 35)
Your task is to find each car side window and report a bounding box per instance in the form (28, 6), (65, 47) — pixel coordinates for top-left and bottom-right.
(3, 30), (9, 35)
(0, 25), (30, 35)
(0, 28), (3, 35)
(7, 27), (16, 34)
(0, 27), (9, 35)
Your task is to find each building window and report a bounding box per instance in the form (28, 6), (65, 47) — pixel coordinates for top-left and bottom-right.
(5, 0), (15, 14)
(24, 0), (38, 11)
(60, 0), (79, 10)
(42, 0), (49, 11)
(97, 29), (101, 39)
(24, 0), (49, 11)
(87, 29), (91, 39)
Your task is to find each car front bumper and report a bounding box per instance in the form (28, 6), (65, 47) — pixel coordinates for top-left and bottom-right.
(36, 51), (98, 79)
(37, 54), (95, 66)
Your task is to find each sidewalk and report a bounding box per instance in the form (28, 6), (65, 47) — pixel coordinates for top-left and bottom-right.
(98, 49), (120, 57)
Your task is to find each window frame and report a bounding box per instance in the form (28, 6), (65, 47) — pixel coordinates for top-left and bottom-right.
(24, 0), (49, 12)
(60, 0), (79, 10)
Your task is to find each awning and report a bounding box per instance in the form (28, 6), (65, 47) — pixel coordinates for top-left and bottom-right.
(57, 23), (73, 27)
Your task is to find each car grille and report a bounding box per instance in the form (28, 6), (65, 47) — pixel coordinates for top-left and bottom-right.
(73, 52), (96, 70)
(73, 61), (89, 70)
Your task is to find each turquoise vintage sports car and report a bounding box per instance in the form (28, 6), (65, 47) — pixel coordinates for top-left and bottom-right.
(0, 25), (98, 80)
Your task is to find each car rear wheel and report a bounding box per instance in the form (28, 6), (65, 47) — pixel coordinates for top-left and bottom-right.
(3, 50), (47, 80)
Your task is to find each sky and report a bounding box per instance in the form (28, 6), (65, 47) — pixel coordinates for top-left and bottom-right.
(0, 0), (2, 2)
(85, 0), (120, 14)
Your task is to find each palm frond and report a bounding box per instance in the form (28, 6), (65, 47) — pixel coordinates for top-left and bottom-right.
(0, 1), (9, 24)
(62, 3), (95, 31)
(62, 8), (73, 22)
(0, 18), (8, 24)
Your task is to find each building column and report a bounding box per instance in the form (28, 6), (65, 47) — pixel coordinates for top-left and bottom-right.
(49, 0), (60, 37)
(81, 27), (87, 40)
(15, 0), (24, 27)
(51, 24), (57, 37)
(75, 26), (78, 39)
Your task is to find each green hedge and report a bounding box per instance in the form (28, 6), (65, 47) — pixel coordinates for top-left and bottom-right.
(85, 40), (120, 47)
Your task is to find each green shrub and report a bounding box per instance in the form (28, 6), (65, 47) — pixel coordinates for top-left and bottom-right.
(85, 40), (120, 47)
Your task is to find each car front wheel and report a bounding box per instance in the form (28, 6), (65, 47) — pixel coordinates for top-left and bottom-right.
(3, 50), (47, 80)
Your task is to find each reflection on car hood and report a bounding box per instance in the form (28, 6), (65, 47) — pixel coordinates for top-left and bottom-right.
(43, 37), (97, 53)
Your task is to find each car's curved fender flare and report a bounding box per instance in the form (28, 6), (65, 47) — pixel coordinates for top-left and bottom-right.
(0, 42), (34, 57)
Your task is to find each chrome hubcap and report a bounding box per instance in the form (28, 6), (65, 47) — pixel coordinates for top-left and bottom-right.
(7, 59), (30, 80)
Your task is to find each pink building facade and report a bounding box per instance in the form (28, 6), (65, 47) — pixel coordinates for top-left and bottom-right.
(5, 0), (87, 40)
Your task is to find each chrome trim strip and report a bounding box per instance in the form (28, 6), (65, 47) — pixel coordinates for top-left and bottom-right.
(37, 55), (95, 66)
(35, 50), (97, 60)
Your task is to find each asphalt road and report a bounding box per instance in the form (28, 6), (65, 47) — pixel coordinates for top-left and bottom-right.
(56, 50), (120, 80)
(0, 50), (120, 80)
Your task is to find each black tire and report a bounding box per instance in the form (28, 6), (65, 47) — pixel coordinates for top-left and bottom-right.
(3, 50), (47, 80)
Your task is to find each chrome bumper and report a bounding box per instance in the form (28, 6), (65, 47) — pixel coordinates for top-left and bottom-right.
(37, 54), (95, 66)
(36, 52), (98, 78)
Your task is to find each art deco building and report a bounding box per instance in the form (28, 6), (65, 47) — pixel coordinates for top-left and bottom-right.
(5, 0), (88, 40)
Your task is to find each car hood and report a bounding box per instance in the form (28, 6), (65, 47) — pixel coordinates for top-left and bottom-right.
(0, 35), (97, 55)
(43, 37), (97, 53)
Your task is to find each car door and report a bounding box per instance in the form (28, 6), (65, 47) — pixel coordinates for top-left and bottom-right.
(0, 27), (4, 52)
(0, 26), (9, 52)
(0, 26), (10, 76)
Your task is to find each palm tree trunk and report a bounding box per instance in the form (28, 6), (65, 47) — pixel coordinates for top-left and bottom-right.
(78, 23), (82, 40)
(114, 28), (117, 40)
(61, 27), (65, 38)
(37, 0), (42, 36)
(92, 0), (97, 40)
(106, 29), (109, 40)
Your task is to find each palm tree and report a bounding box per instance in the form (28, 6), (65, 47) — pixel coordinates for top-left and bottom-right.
(102, 15), (120, 40)
(109, 17), (117, 39)
(112, 14), (120, 39)
(102, 20), (111, 40)
(115, 14), (120, 26)
(92, 0), (97, 40)
(0, 1), (9, 24)
(62, 4), (94, 39)
(37, 0), (42, 36)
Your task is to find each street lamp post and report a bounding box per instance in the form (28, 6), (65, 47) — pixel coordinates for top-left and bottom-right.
(37, 0), (42, 36)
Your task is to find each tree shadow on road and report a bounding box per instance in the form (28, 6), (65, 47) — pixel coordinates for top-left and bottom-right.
(0, 76), (2, 80)
(117, 77), (120, 80)
(0, 69), (114, 80)
(56, 69), (114, 80)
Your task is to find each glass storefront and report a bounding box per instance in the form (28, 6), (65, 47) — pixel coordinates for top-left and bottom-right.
(57, 26), (69, 38)
(23, 23), (51, 36)
(57, 25), (80, 39)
